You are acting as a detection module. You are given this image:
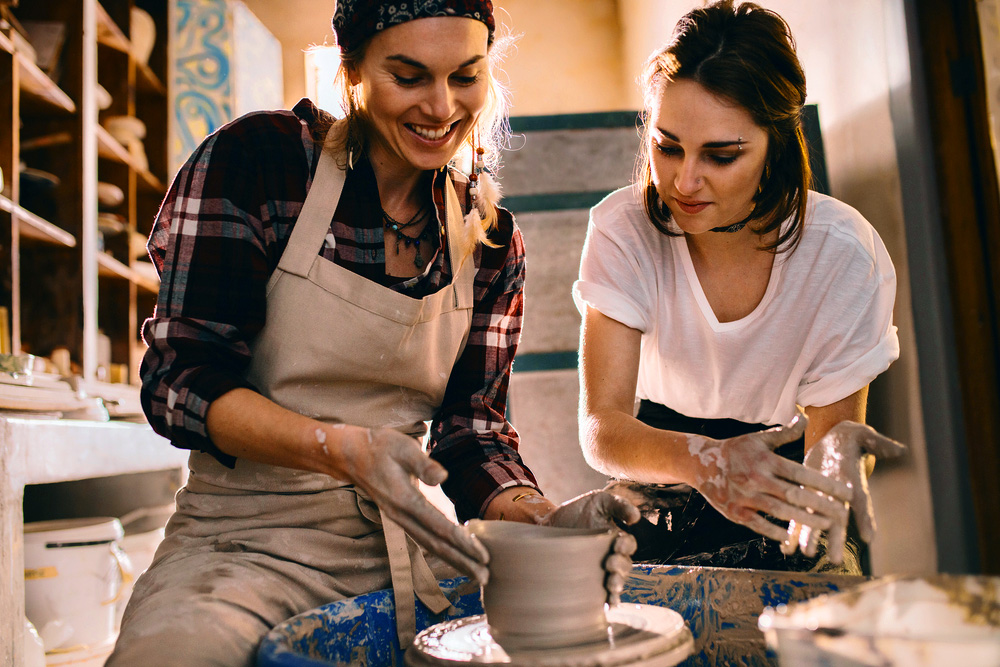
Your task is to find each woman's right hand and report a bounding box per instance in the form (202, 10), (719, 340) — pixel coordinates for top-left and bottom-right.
(689, 410), (853, 543)
(335, 426), (490, 585)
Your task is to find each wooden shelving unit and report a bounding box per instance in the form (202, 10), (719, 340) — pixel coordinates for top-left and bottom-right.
(0, 9), (179, 667)
(1, 0), (168, 383)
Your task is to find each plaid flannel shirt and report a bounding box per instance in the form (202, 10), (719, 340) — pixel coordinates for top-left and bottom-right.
(140, 98), (537, 520)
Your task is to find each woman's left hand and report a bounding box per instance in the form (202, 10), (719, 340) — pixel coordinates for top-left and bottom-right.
(784, 421), (905, 562)
(542, 490), (640, 605)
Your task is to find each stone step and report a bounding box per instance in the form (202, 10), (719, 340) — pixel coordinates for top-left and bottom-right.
(515, 208), (591, 355)
(499, 112), (641, 205)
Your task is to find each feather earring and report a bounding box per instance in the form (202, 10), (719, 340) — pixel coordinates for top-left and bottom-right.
(461, 128), (486, 256)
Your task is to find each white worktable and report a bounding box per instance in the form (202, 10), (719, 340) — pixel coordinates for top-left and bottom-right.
(0, 416), (187, 665)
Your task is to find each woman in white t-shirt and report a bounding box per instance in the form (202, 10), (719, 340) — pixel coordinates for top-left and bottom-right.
(574, 0), (904, 573)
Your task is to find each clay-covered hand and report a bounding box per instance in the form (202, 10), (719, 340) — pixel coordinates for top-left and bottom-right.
(784, 421), (906, 564)
(691, 409), (854, 545)
(337, 426), (489, 585)
(542, 490), (640, 605)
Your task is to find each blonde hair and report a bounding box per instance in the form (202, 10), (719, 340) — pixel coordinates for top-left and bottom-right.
(325, 25), (516, 248)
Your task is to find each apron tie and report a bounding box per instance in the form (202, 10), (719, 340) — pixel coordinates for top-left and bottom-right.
(381, 510), (453, 649)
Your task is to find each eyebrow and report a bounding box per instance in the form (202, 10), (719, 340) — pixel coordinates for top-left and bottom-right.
(385, 54), (485, 70)
(656, 128), (747, 149)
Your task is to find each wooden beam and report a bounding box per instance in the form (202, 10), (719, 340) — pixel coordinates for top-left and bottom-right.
(914, 0), (1000, 574)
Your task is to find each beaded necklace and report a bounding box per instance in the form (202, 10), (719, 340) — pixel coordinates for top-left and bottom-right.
(383, 202), (436, 269)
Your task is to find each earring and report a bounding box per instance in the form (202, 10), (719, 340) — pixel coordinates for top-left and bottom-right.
(469, 129), (485, 205)
(348, 148), (354, 170)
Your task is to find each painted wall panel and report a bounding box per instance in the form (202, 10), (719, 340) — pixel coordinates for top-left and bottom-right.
(168, 0), (282, 175)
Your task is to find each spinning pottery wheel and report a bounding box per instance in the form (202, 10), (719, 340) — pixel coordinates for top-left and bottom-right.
(404, 520), (693, 666)
(405, 603), (694, 666)
(257, 567), (863, 667)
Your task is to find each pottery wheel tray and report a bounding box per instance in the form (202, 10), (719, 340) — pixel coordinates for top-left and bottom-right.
(405, 603), (694, 667)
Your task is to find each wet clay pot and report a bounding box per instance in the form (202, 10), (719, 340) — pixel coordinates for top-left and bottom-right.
(466, 520), (614, 650)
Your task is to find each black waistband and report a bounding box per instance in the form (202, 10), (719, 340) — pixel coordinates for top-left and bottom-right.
(635, 399), (804, 459)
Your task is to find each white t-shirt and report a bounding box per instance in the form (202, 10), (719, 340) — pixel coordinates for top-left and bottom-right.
(573, 186), (900, 426)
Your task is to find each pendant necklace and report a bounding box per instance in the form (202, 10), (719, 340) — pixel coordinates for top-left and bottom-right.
(383, 202), (436, 269)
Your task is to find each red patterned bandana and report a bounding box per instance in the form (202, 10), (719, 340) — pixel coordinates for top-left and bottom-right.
(332, 0), (495, 53)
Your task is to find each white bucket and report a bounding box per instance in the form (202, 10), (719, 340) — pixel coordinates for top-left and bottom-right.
(24, 517), (132, 654)
(23, 617), (45, 667)
(44, 637), (116, 667)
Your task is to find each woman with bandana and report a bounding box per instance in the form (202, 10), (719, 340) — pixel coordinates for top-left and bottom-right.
(109, 2), (637, 664)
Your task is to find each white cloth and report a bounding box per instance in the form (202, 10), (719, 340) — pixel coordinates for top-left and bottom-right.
(573, 187), (899, 426)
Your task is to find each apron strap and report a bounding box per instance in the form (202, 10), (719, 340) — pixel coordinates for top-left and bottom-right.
(381, 510), (453, 649)
(271, 146), (347, 287)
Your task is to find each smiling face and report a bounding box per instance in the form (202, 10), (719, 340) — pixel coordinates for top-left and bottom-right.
(648, 78), (770, 235)
(352, 17), (489, 176)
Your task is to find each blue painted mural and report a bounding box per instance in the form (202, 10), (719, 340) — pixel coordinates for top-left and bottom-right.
(170, 0), (282, 175)
(171, 0), (232, 174)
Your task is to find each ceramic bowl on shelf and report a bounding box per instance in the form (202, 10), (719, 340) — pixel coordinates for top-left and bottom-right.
(131, 7), (156, 66)
(95, 83), (113, 111)
(97, 212), (127, 235)
(133, 260), (158, 284)
(103, 115), (150, 171)
(97, 181), (125, 208)
(129, 230), (149, 259)
(102, 115), (147, 143)
(20, 166), (60, 189)
(19, 166), (60, 222)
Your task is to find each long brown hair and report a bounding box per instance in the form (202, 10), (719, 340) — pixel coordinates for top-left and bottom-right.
(637, 0), (810, 253)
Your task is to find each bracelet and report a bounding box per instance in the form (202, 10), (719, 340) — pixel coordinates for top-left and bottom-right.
(511, 491), (541, 503)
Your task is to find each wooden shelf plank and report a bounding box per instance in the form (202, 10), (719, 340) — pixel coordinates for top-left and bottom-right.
(95, 3), (131, 53)
(137, 62), (166, 96)
(139, 169), (165, 192)
(0, 195), (77, 247)
(20, 132), (74, 152)
(96, 124), (132, 164)
(96, 251), (131, 279)
(97, 252), (159, 293)
(17, 53), (75, 113)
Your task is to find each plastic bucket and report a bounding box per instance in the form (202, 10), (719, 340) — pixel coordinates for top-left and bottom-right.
(24, 517), (132, 653)
(43, 638), (116, 667)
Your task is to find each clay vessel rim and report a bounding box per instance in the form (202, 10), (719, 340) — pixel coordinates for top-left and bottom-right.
(465, 519), (613, 540)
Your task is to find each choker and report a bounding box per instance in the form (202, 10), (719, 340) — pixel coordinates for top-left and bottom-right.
(710, 220), (748, 233)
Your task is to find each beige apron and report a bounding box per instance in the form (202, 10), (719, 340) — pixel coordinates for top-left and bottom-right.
(113, 144), (478, 664)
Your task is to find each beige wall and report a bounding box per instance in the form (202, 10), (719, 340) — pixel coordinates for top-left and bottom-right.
(242, 0), (631, 115)
(240, 0), (334, 109)
(495, 0), (628, 114)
